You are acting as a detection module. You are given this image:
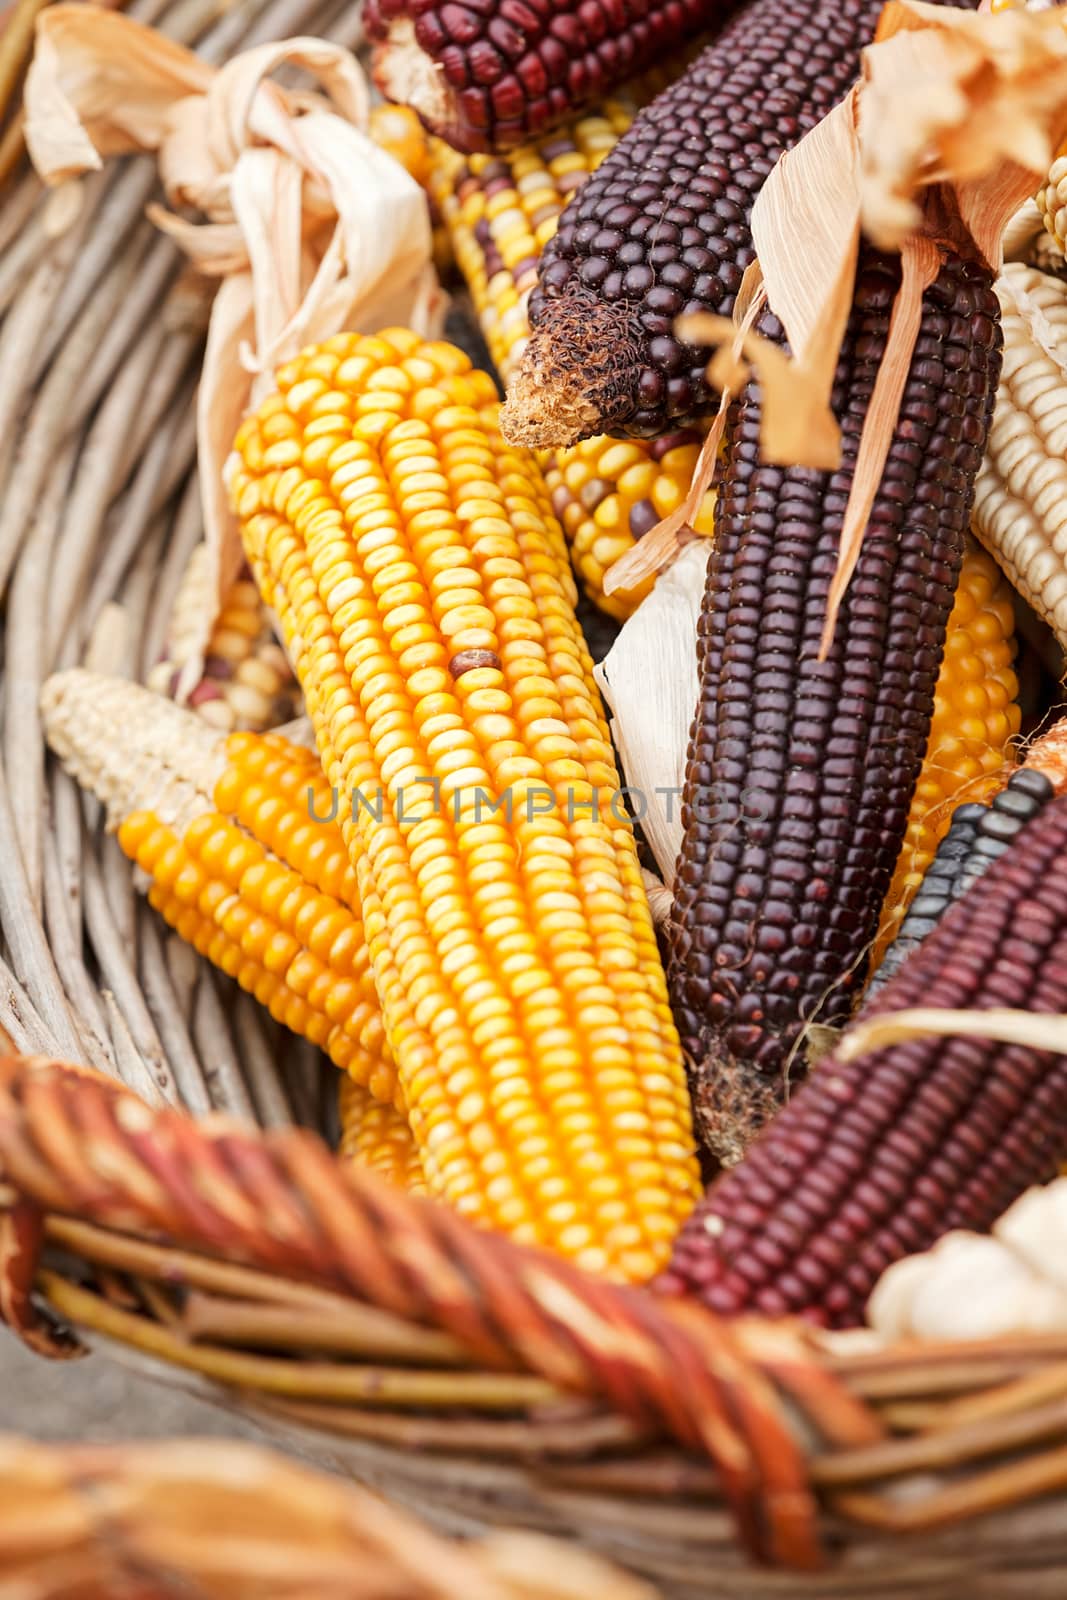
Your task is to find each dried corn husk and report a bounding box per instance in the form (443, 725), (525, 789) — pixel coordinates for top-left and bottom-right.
(870, 1178), (1067, 1338)
(972, 262), (1067, 650)
(24, 6), (443, 686)
(593, 542), (709, 885)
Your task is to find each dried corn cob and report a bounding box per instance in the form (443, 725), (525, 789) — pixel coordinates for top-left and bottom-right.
(339, 1076), (425, 1191)
(231, 328), (701, 1281)
(146, 544), (300, 733)
(972, 263), (1067, 653)
(667, 248), (1003, 1167)
(659, 790), (1067, 1327)
(502, 0), (979, 447)
(430, 108), (715, 615)
(870, 719), (1067, 994)
(41, 671), (397, 1108)
(1038, 152), (1067, 256)
(365, 0), (721, 156)
(868, 769), (1056, 998)
(873, 542), (1020, 962)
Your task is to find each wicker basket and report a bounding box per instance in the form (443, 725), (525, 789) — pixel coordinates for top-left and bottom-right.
(1, 2), (1067, 1596)
(0, 1432), (658, 1599)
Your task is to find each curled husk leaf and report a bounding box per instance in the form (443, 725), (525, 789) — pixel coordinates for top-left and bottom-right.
(24, 6), (443, 690)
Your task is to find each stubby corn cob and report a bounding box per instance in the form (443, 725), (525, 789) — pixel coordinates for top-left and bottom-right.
(873, 542), (1020, 962)
(41, 671), (398, 1108)
(972, 263), (1067, 652)
(431, 109), (715, 615)
(364, 0), (723, 156)
(502, 0), (979, 447)
(147, 544), (300, 733)
(659, 789), (1067, 1327)
(667, 248), (1003, 1168)
(339, 1076), (426, 1191)
(230, 328), (702, 1281)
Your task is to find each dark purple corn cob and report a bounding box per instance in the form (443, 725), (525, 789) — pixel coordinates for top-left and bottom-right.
(667, 246), (1003, 1167)
(658, 790), (1067, 1328)
(365, 0), (725, 156)
(867, 769), (1056, 999)
(501, 0), (979, 447)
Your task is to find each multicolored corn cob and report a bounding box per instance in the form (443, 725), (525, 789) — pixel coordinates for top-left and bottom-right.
(659, 790), (1067, 1327)
(1038, 151), (1067, 256)
(429, 102), (715, 615)
(868, 768), (1056, 998)
(972, 263), (1067, 653)
(339, 1076), (426, 1191)
(230, 328), (702, 1281)
(667, 248), (1003, 1168)
(365, 0), (722, 155)
(146, 544), (300, 733)
(873, 542), (1020, 962)
(41, 671), (398, 1109)
(502, 0), (979, 446)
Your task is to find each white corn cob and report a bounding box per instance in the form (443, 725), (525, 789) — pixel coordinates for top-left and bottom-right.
(971, 263), (1067, 652)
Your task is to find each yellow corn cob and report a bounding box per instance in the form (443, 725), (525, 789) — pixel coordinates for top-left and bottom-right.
(147, 543), (300, 733)
(972, 263), (1067, 652)
(41, 670), (398, 1110)
(429, 106), (715, 619)
(231, 328), (701, 1281)
(339, 1075), (426, 1191)
(873, 542), (1021, 962)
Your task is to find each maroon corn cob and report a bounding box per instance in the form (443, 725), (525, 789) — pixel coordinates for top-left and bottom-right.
(658, 790), (1067, 1328)
(668, 246), (1003, 1167)
(364, 0), (725, 156)
(501, 0), (979, 447)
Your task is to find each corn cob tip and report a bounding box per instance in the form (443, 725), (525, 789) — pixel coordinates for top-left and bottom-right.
(501, 297), (640, 448)
(372, 18), (450, 143)
(41, 669), (227, 833)
(687, 1048), (789, 1170)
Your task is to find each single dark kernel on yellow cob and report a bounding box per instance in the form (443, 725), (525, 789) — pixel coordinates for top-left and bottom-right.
(659, 791), (1067, 1327)
(667, 248), (1003, 1168)
(502, 0), (980, 446)
(872, 541), (1020, 963)
(230, 328), (701, 1281)
(365, 0), (725, 156)
(430, 110), (716, 615)
(40, 670), (399, 1109)
(339, 1076), (426, 1191)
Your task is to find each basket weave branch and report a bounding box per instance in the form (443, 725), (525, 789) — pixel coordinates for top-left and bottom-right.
(4, 1055), (1067, 1598)
(1, 2), (1067, 1596)
(0, 1433), (659, 1600)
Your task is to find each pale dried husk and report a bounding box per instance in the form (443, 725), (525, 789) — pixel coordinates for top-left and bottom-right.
(23, 4), (443, 691)
(594, 542), (709, 885)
